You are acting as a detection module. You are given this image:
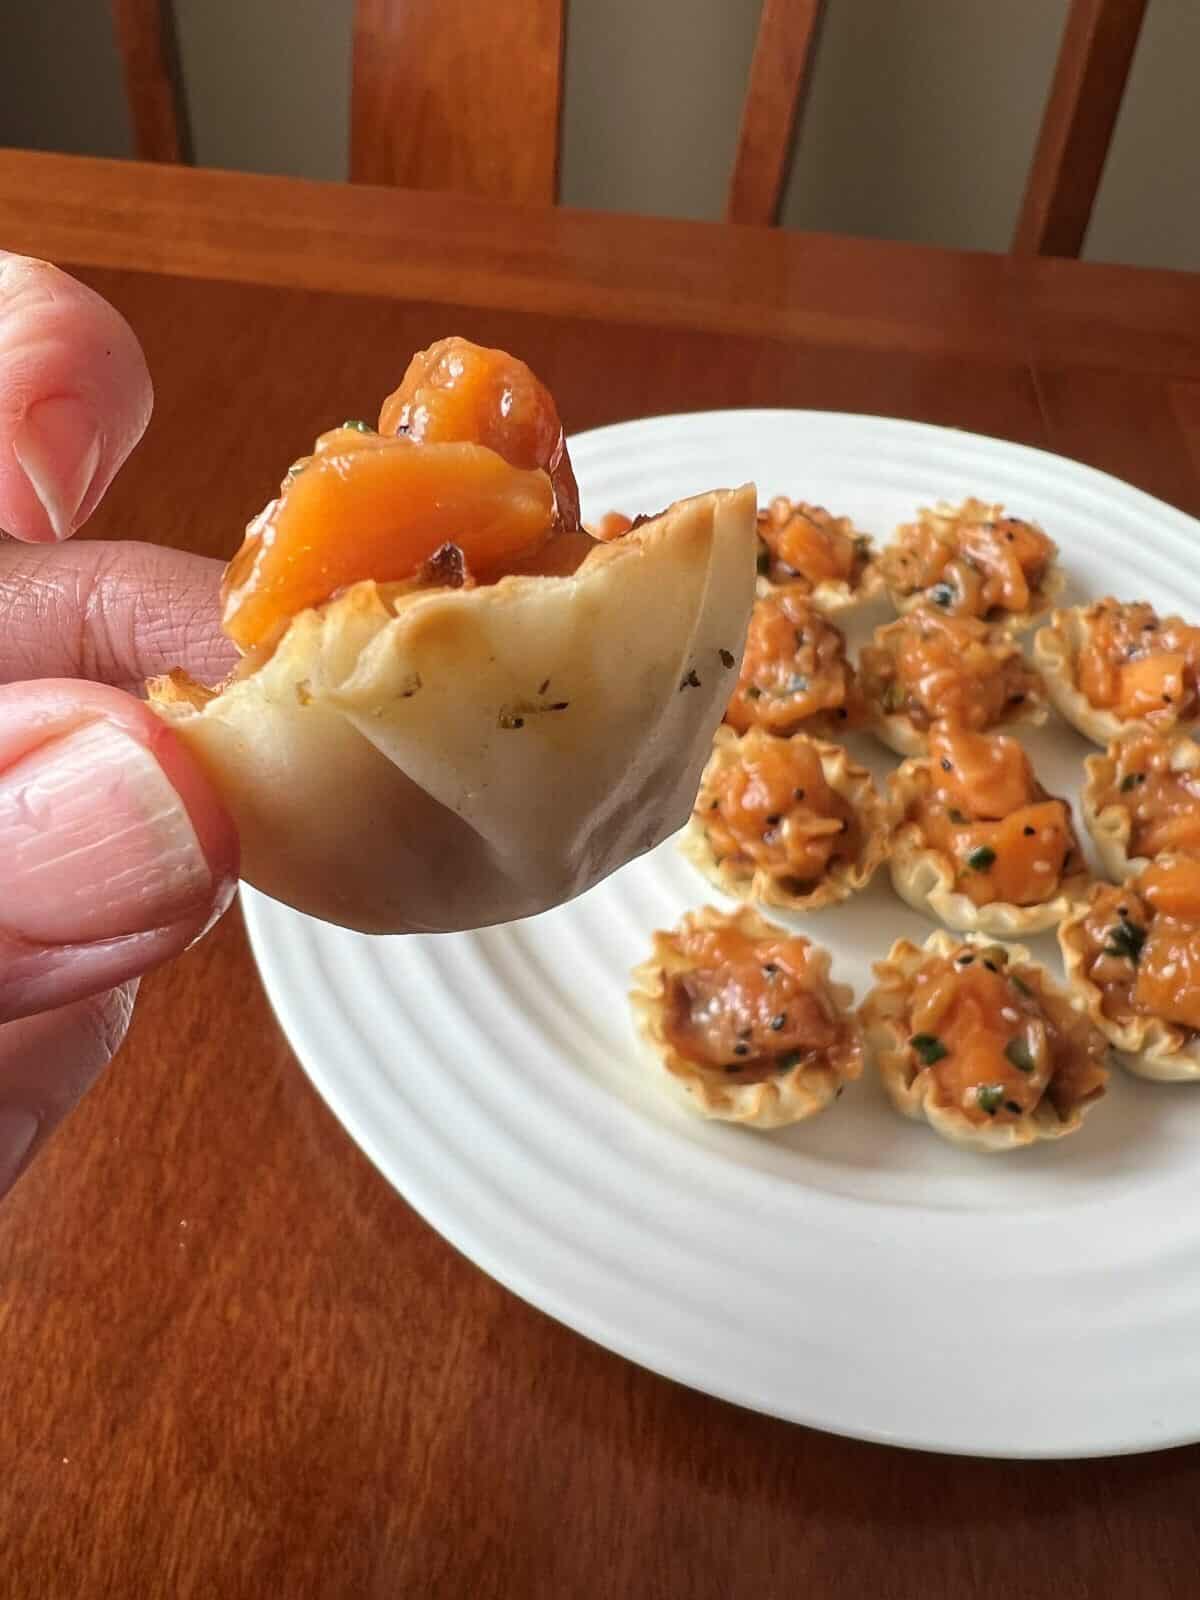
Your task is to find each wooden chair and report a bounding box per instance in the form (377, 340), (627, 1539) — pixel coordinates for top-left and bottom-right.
(110, 0), (563, 204)
(112, 0), (1148, 255)
(726, 0), (1150, 255)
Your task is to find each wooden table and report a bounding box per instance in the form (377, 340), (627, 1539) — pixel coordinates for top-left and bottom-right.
(3, 149), (1200, 1599)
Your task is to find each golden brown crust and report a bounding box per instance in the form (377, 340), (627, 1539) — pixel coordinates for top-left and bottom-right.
(886, 758), (1091, 934)
(679, 727), (890, 911)
(148, 486), (757, 934)
(861, 931), (1108, 1150)
(629, 905), (863, 1129)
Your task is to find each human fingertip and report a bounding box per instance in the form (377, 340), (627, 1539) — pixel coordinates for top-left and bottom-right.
(11, 394), (104, 541)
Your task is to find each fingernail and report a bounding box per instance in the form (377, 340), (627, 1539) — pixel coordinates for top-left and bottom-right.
(0, 1108), (39, 1193)
(12, 395), (104, 541)
(0, 718), (212, 946)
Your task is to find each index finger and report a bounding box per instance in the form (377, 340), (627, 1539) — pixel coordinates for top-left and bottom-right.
(0, 252), (152, 543)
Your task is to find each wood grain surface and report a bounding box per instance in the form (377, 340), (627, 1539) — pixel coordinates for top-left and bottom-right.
(1, 152), (1199, 1600)
(350, 0), (563, 201)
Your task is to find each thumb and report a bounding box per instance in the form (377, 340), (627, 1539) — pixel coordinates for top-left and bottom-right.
(0, 680), (238, 1022)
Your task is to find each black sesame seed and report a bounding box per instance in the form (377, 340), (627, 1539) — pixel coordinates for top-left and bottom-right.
(958, 954), (975, 966)
(1023, 825), (1035, 837)
(733, 1044), (749, 1057)
(941, 758), (952, 771)
(794, 788), (806, 801)
(766, 813), (781, 825)
(770, 1014), (787, 1031)
(984, 960), (999, 972)
(836, 707), (848, 720)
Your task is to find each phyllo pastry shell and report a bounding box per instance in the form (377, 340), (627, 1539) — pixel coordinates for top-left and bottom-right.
(151, 484), (756, 933)
(888, 723), (1089, 934)
(630, 905), (863, 1128)
(1082, 732), (1200, 880)
(724, 590), (863, 737)
(879, 498), (1062, 630)
(1058, 856), (1200, 1081)
(1034, 599), (1200, 747)
(861, 931), (1108, 1151)
(754, 497), (882, 614)
(859, 605), (1046, 756)
(681, 726), (888, 911)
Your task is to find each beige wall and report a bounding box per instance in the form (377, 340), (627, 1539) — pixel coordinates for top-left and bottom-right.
(2, 1), (1197, 271)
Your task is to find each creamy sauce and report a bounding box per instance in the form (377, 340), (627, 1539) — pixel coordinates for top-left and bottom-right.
(756, 499), (869, 592)
(698, 732), (859, 892)
(903, 945), (1106, 1124)
(881, 507), (1053, 622)
(662, 923), (849, 1082)
(861, 607), (1038, 733)
(908, 725), (1082, 906)
(725, 592), (860, 735)
(1079, 859), (1200, 1031)
(1094, 733), (1200, 858)
(1075, 599), (1200, 726)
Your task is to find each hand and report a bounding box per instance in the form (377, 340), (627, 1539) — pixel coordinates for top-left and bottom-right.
(0, 252), (239, 1196)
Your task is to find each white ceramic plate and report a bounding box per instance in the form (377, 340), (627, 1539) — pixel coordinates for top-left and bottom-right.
(243, 411), (1200, 1460)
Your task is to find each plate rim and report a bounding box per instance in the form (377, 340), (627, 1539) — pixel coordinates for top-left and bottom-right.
(242, 408), (1200, 1461)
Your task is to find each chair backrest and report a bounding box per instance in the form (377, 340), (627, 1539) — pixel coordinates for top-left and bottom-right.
(109, 0), (563, 204)
(725, 0), (1150, 257)
(349, 0), (562, 202)
(111, 0), (1149, 257)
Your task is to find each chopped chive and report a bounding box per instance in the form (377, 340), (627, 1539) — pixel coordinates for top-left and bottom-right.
(977, 1084), (1004, 1115)
(967, 845), (997, 872)
(1120, 772), (1139, 792)
(746, 685), (762, 700)
(756, 546), (771, 576)
(776, 1049), (803, 1072)
(1010, 972), (1034, 998)
(1104, 918), (1146, 964)
(341, 418), (373, 433)
(948, 807), (967, 824)
(1005, 1038), (1035, 1074)
(930, 582), (954, 607)
(911, 1033), (948, 1066)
